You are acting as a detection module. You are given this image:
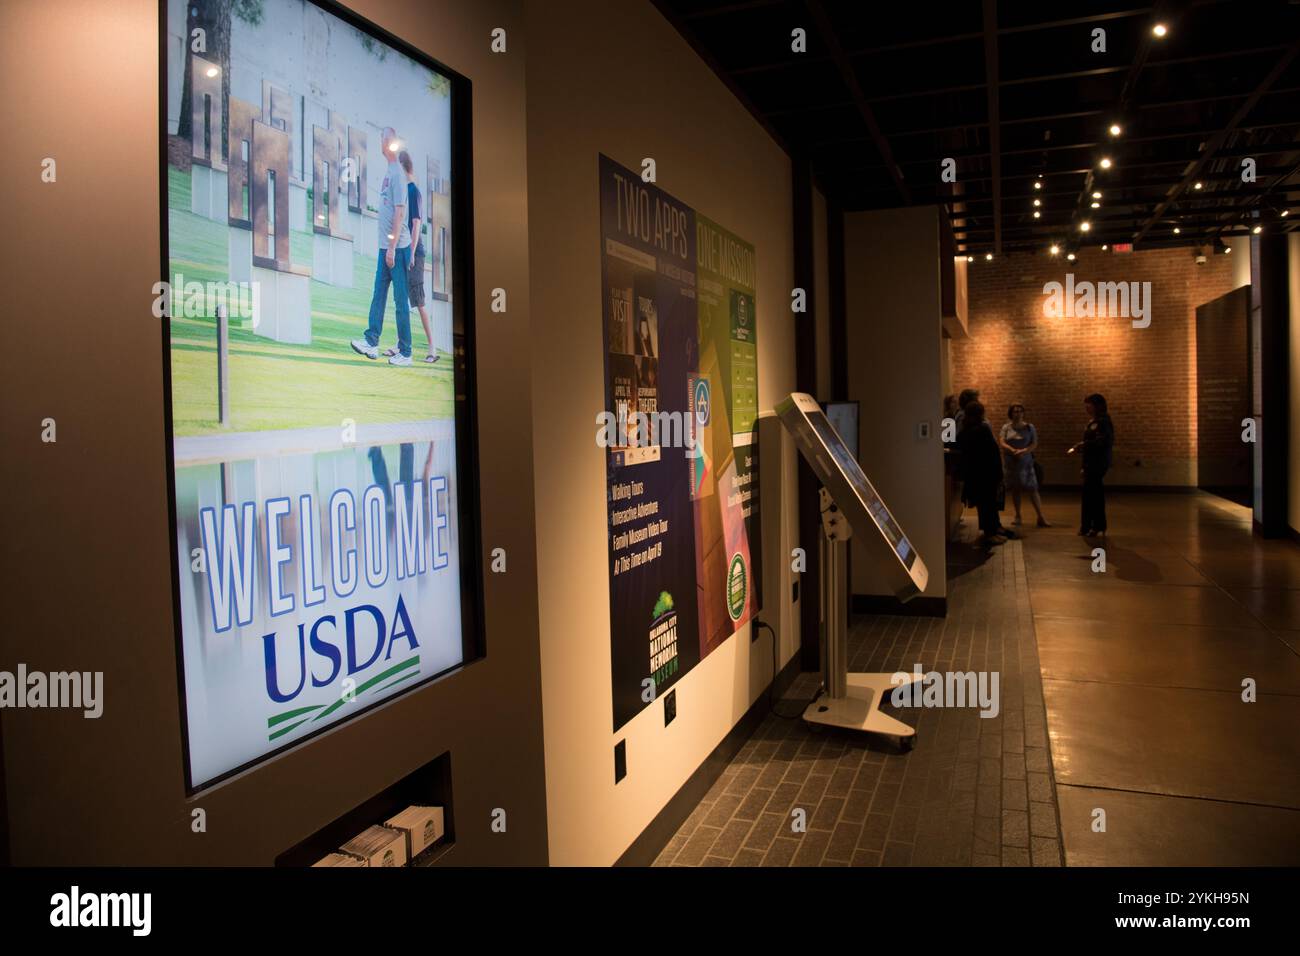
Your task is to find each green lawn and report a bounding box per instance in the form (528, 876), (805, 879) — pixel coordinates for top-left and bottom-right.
(166, 166), (451, 436)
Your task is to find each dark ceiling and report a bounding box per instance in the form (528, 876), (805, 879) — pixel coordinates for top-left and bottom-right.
(655, 0), (1300, 256)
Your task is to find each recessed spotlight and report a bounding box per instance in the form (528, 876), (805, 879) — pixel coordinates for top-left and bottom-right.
(1033, 211), (1041, 219)
(1092, 191), (1102, 199)
(1099, 158), (1112, 170)
(1153, 23), (1168, 38)
(1080, 221), (1091, 232)
(1102, 244), (1109, 251)
(1050, 244), (1060, 256)
(1091, 202), (1100, 209)
(1033, 181), (1042, 190)
(1193, 181), (1203, 190)
(985, 252), (994, 261)
(1173, 227), (1181, 234)
(966, 255), (973, 262)
(1067, 253), (1076, 261)
(1252, 225), (1262, 234)
(1033, 198), (1041, 207)
(1109, 124), (1122, 137)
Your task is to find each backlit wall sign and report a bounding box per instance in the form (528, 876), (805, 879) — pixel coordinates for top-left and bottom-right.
(161, 0), (479, 790)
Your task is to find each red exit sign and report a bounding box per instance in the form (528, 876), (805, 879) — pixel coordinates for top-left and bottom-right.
(1111, 242), (1133, 253)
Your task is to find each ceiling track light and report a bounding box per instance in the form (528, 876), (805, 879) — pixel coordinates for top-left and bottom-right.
(1152, 22), (1168, 37)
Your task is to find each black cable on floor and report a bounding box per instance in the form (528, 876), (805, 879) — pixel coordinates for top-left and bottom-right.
(753, 619), (810, 720)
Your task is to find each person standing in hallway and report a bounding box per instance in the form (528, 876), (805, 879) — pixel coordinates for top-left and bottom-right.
(954, 388), (980, 433)
(1069, 393), (1114, 536)
(956, 401), (1009, 545)
(999, 403), (1049, 527)
(942, 394), (959, 444)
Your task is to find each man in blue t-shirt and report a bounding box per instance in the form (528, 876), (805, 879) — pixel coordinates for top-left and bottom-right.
(382, 150), (438, 364)
(351, 126), (413, 366)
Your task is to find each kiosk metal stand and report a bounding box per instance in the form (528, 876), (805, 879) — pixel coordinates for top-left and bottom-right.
(805, 489), (923, 749)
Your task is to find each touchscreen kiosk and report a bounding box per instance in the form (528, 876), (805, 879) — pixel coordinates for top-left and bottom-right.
(775, 392), (928, 745)
(777, 393), (928, 600)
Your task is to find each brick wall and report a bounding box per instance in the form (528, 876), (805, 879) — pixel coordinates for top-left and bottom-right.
(949, 246), (1238, 486)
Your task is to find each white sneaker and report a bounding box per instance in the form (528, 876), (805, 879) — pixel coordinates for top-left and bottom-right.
(388, 353), (412, 367)
(350, 338), (378, 359)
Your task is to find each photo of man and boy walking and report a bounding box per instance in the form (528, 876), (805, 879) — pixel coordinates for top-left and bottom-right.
(351, 126), (440, 367)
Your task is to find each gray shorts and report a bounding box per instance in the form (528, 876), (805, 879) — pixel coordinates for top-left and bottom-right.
(407, 251), (426, 307)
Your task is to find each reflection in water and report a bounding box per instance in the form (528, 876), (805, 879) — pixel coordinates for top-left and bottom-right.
(368, 442), (416, 517)
(173, 439), (463, 787)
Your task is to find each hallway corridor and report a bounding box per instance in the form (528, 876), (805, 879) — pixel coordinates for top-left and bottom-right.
(656, 490), (1300, 867)
(1025, 490), (1300, 865)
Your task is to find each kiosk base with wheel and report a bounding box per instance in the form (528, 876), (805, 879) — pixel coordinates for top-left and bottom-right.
(776, 394), (931, 751)
(803, 674), (922, 748)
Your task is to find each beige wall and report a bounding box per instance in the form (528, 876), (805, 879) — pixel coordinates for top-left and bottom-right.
(0, 0), (549, 865)
(843, 207), (947, 600)
(524, 0), (800, 865)
(1225, 236), (1252, 290)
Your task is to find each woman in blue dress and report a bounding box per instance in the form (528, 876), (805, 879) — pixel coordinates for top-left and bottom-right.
(999, 403), (1049, 527)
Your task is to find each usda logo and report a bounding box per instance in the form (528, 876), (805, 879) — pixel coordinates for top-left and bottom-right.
(726, 553), (747, 621)
(694, 378), (711, 427)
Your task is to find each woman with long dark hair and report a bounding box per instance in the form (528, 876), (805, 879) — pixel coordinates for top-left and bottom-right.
(1069, 393), (1114, 536)
(956, 400), (1008, 545)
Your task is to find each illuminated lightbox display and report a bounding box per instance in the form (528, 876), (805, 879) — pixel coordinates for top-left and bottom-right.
(161, 0), (478, 789)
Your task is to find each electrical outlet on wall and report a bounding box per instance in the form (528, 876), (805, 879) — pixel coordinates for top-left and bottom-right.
(664, 689), (677, 726)
(918, 421), (931, 439)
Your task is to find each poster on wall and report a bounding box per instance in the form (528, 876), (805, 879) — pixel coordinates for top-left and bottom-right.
(162, 0), (477, 790)
(599, 155), (761, 731)
(693, 214), (761, 655)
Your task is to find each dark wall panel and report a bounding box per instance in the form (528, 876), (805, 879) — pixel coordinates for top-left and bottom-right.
(1196, 285), (1252, 504)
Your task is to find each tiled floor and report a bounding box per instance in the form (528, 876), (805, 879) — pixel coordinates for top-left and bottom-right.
(1027, 491), (1300, 866)
(655, 516), (1064, 867)
(655, 489), (1300, 867)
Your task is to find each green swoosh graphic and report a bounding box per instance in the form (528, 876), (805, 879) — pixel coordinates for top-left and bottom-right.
(310, 655), (420, 723)
(369, 670), (421, 696)
(268, 716), (313, 741)
(267, 704), (324, 728)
